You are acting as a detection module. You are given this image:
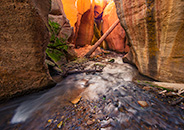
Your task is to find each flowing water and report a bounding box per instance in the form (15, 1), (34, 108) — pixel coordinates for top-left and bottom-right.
(0, 58), (183, 130)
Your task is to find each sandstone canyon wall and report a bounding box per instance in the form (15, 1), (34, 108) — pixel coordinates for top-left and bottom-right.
(61, 0), (129, 53)
(102, 1), (129, 53)
(62, 0), (78, 28)
(62, 0), (94, 47)
(114, 0), (184, 83)
(0, 0), (56, 100)
(49, 0), (73, 41)
(75, 0), (95, 46)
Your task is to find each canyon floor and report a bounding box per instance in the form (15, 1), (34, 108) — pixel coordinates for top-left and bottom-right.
(0, 52), (183, 130)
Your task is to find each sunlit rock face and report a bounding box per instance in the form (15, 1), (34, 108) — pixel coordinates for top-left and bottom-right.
(0, 0), (56, 100)
(61, 0), (78, 27)
(49, 0), (72, 41)
(102, 1), (129, 53)
(75, 0), (94, 46)
(114, 0), (184, 83)
(94, 0), (107, 19)
(62, 0), (94, 47)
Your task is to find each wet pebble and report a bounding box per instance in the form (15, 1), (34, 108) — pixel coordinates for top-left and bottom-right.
(87, 119), (95, 125)
(137, 101), (149, 107)
(142, 86), (153, 91)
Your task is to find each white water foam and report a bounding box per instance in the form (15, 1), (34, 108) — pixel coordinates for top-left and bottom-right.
(11, 60), (137, 124)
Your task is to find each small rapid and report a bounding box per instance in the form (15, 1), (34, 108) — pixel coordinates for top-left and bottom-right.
(11, 59), (136, 124)
(0, 57), (183, 129)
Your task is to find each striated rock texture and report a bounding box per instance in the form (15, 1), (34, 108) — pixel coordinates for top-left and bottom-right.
(102, 1), (129, 53)
(114, 0), (184, 83)
(0, 0), (56, 100)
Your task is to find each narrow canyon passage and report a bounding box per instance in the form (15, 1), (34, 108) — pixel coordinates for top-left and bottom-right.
(0, 0), (184, 129)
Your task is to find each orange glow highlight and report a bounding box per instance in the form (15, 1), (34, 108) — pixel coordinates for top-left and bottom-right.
(94, 0), (107, 18)
(62, 0), (78, 27)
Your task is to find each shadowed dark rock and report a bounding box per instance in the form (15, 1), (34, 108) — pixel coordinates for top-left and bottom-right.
(0, 0), (56, 100)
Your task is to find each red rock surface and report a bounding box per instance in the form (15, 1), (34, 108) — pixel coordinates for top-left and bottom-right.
(102, 1), (129, 53)
(75, 0), (95, 47)
(74, 45), (103, 57)
(94, 0), (107, 18)
(62, 0), (94, 47)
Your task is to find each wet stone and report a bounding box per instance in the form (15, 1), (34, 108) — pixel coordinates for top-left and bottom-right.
(118, 106), (127, 112)
(112, 89), (122, 97)
(113, 101), (119, 107)
(118, 88), (127, 96)
(87, 120), (94, 125)
(143, 86), (154, 91)
(137, 101), (149, 107)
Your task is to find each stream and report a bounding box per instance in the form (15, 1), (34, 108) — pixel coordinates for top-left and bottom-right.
(0, 57), (183, 130)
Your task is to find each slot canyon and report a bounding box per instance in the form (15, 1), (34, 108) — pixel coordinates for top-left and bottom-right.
(0, 0), (184, 129)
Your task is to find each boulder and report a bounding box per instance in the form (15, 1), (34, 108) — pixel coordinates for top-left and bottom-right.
(49, 0), (73, 40)
(102, 1), (129, 53)
(114, 0), (184, 83)
(50, 0), (66, 16)
(48, 14), (72, 40)
(0, 0), (56, 100)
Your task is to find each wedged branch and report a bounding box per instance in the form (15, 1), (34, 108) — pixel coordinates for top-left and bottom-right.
(84, 19), (120, 58)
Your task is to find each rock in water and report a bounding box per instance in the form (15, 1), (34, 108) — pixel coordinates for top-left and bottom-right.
(0, 0), (56, 100)
(114, 0), (184, 83)
(137, 101), (149, 108)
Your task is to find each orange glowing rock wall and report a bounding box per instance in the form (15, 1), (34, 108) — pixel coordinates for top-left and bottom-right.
(62, 0), (78, 27)
(62, 0), (94, 47)
(75, 0), (95, 46)
(94, 0), (107, 18)
(61, 0), (128, 52)
(77, 0), (91, 14)
(102, 1), (129, 53)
